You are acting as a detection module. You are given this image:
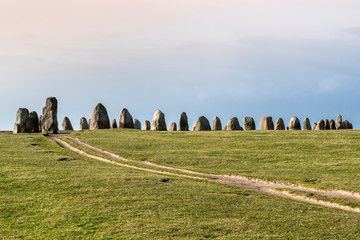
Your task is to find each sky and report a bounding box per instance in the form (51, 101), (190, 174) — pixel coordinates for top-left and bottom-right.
(1, 0), (360, 130)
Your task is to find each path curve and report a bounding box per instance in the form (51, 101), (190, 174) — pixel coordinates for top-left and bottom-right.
(49, 135), (360, 214)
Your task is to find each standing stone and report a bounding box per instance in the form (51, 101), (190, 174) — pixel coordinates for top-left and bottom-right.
(244, 117), (256, 131)
(324, 119), (330, 130)
(315, 119), (325, 130)
(329, 120), (336, 130)
(179, 112), (189, 131)
(336, 121), (346, 130)
(337, 115), (343, 122)
(289, 117), (301, 130)
(344, 120), (352, 130)
(80, 117), (89, 130)
(13, 108), (30, 133)
(62, 117), (73, 131)
(41, 97), (58, 134)
(89, 103), (110, 130)
(227, 117), (243, 131)
(303, 118), (311, 131)
(312, 123), (317, 130)
(143, 120), (151, 130)
(212, 116), (222, 131)
(134, 119), (141, 130)
(194, 116), (211, 131)
(260, 116), (274, 130)
(192, 123), (196, 131)
(275, 118), (285, 130)
(88, 119), (91, 129)
(223, 125), (228, 131)
(28, 111), (40, 133)
(169, 122), (177, 131)
(151, 110), (167, 131)
(111, 119), (118, 129)
(118, 108), (134, 129)
(38, 115), (43, 132)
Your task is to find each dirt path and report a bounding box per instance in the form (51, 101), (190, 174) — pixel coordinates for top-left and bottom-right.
(49, 135), (360, 214)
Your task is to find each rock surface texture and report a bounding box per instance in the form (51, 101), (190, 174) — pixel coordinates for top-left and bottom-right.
(169, 122), (177, 131)
(303, 118), (311, 130)
(13, 108), (29, 133)
(260, 116), (274, 130)
(244, 117), (256, 130)
(118, 108), (134, 129)
(194, 116), (211, 131)
(212, 116), (222, 130)
(227, 117), (243, 131)
(62, 117), (73, 131)
(289, 117), (301, 130)
(111, 119), (118, 129)
(143, 120), (150, 130)
(324, 119), (330, 130)
(41, 97), (59, 134)
(179, 112), (189, 131)
(275, 118), (285, 130)
(28, 111), (40, 133)
(316, 119), (325, 130)
(80, 117), (89, 130)
(89, 103), (110, 130)
(134, 119), (141, 130)
(329, 120), (336, 130)
(151, 110), (167, 131)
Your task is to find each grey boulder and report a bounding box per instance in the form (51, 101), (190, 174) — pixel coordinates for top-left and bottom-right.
(179, 112), (189, 131)
(134, 119), (141, 130)
(315, 119), (325, 130)
(13, 108), (29, 133)
(143, 120), (151, 130)
(169, 122), (177, 131)
(260, 116), (274, 130)
(275, 118), (285, 130)
(194, 116), (211, 131)
(244, 117), (256, 130)
(111, 119), (118, 129)
(303, 118), (311, 130)
(227, 117), (243, 131)
(28, 111), (40, 133)
(89, 103), (110, 130)
(119, 108), (134, 129)
(151, 110), (167, 131)
(212, 116), (222, 131)
(41, 97), (59, 134)
(62, 117), (73, 131)
(80, 117), (89, 130)
(289, 117), (301, 130)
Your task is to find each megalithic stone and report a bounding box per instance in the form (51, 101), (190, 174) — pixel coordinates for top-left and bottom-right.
(41, 97), (58, 134)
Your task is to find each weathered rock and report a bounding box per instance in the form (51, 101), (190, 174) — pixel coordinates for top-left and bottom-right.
(324, 119), (330, 130)
(89, 103), (110, 130)
(337, 115), (342, 122)
(336, 121), (346, 130)
(143, 120), (151, 130)
(244, 117), (256, 130)
(315, 119), (325, 130)
(212, 116), (222, 131)
(227, 117), (243, 131)
(80, 117), (89, 130)
(41, 97), (58, 134)
(169, 122), (177, 131)
(312, 123), (317, 130)
(28, 111), (40, 133)
(344, 120), (352, 130)
(329, 120), (336, 130)
(289, 117), (301, 130)
(134, 119), (141, 130)
(223, 125), (228, 131)
(179, 112), (189, 131)
(111, 119), (118, 129)
(275, 118), (285, 130)
(13, 108), (29, 133)
(151, 110), (167, 131)
(194, 116), (211, 131)
(303, 118), (311, 130)
(38, 115), (43, 132)
(88, 119), (91, 129)
(118, 108), (134, 129)
(260, 116), (274, 130)
(62, 117), (73, 131)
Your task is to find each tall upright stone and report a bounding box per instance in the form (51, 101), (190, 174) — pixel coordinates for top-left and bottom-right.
(194, 116), (211, 131)
(315, 119), (325, 130)
(289, 117), (301, 130)
(62, 117), (73, 131)
(303, 118), (311, 130)
(275, 118), (285, 130)
(227, 117), (243, 131)
(143, 120), (150, 130)
(179, 112), (189, 131)
(80, 117), (89, 130)
(324, 119), (330, 130)
(169, 122), (177, 131)
(89, 103), (110, 130)
(329, 120), (336, 130)
(134, 119), (141, 130)
(151, 110), (167, 131)
(41, 97), (58, 134)
(212, 116), (222, 131)
(260, 116), (274, 130)
(244, 117), (256, 130)
(111, 119), (118, 129)
(337, 115), (342, 122)
(13, 108), (30, 133)
(119, 108), (134, 129)
(28, 111), (40, 133)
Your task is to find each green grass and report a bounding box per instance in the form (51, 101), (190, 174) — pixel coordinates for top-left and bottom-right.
(274, 188), (360, 209)
(2, 134), (360, 238)
(69, 129), (360, 192)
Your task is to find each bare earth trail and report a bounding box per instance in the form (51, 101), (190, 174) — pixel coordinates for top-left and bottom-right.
(48, 134), (360, 214)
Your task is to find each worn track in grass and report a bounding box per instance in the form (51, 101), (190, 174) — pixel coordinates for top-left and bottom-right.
(48, 134), (360, 214)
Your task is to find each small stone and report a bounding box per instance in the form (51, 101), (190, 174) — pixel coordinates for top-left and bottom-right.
(260, 116), (274, 130)
(143, 120), (151, 130)
(111, 119), (118, 129)
(151, 110), (167, 131)
(289, 117), (301, 130)
(194, 116), (211, 131)
(179, 112), (189, 131)
(119, 108), (134, 129)
(62, 117), (74, 131)
(80, 117), (89, 130)
(227, 117), (243, 131)
(212, 116), (222, 130)
(312, 123), (317, 130)
(303, 118), (311, 130)
(89, 103), (110, 129)
(134, 119), (141, 130)
(169, 122), (177, 131)
(244, 117), (256, 130)
(223, 125), (228, 131)
(275, 118), (285, 130)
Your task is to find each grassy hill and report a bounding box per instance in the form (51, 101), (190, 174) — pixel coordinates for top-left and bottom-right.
(1, 131), (360, 239)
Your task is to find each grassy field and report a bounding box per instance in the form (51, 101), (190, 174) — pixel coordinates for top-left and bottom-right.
(70, 129), (360, 192)
(2, 132), (360, 239)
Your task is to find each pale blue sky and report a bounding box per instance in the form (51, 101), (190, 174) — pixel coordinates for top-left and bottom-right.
(1, 0), (360, 130)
